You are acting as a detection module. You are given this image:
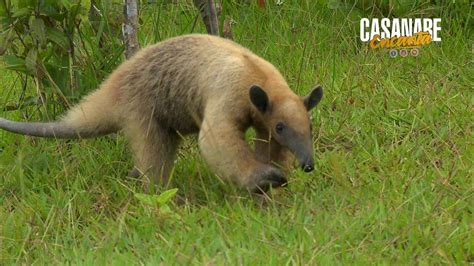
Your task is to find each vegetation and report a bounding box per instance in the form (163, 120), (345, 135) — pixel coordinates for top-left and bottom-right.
(0, 0), (472, 264)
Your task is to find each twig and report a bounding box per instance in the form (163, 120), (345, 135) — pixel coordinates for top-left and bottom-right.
(193, 0), (220, 36)
(122, 0), (140, 59)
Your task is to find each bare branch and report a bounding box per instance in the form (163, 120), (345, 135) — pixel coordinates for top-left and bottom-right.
(122, 0), (140, 59)
(193, 0), (220, 36)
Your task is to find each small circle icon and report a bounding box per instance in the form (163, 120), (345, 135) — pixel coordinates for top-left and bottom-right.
(400, 49), (408, 57)
(389, 49), (398, 58)
(410, 48), (419, 57)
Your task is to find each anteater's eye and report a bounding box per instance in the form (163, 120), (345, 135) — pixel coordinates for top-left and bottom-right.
(275, 122), (285, 134)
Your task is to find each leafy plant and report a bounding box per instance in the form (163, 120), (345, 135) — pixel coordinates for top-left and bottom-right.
(134, 188), (179, 218)
(0, 0), (124, 116)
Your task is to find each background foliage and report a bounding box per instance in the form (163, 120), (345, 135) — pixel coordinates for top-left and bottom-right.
(0, 0), (472, 264)
(0, 0), (123, 115)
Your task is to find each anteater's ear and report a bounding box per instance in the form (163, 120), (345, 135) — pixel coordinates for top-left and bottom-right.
(304, 85), (323, 111)
(249, 85), (269, 113)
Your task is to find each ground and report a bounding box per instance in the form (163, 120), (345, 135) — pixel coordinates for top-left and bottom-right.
(0, 1), (472, 264)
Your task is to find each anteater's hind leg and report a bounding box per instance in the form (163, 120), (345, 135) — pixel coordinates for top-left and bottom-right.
(125, 118), (179, 191)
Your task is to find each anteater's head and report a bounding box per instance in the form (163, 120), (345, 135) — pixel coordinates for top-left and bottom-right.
(249, 84), (323, 172)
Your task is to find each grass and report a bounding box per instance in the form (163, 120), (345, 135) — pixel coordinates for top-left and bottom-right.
(0, 0), (473, 264)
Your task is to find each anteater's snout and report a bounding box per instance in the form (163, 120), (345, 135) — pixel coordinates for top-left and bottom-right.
(303, 164), (314, 172)
(301, 159), (314, 172)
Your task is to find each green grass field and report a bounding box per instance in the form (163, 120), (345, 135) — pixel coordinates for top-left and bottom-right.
(1, 1), (472, 264)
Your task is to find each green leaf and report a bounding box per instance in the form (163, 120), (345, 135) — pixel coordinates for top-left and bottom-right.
(46, 27), (69, 50)
(17, 0), (36, 9)
(0, 28), (14, 55)
(134, 193), (157, 206)
(159, 205), (172, 215)
(134, 188), (178, 206)
(1, 54), (27, 72)
(30, 17), (47, 46)
(11, 7), (32, 18)
(59, 0), (73, 9)
(156, 188), (178, 205)
(25, 48), (37, 74)
(39, 5), (61, 19)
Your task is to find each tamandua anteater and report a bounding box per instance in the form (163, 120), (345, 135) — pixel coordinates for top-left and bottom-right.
(0, 34), (323, 193)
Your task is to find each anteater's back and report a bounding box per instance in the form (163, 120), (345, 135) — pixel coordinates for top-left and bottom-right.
(0, 34), (286, 138)
(111, 34), (263, 134)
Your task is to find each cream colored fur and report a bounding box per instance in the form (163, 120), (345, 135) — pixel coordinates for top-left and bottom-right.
(1, 34), (319, 192)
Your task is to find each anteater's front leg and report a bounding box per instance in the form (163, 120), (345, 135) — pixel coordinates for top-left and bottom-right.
(198, 117), (287, 193)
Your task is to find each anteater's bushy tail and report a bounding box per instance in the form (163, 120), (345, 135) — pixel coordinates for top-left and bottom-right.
(0, 87), (121, 139)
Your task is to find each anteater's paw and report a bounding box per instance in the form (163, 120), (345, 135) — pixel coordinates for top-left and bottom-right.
(249, 166), (288, 194)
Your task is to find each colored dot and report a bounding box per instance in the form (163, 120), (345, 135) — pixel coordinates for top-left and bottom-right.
(411, 48), (419, 57)
(400, 49), (408, 57)
(389, 49), (398, 58)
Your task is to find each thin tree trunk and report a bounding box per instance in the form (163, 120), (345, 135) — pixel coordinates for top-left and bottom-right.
(193, 0), (220, 36)
(122, 0), (140, 59)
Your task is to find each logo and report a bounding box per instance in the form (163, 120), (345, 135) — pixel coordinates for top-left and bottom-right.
(360, 18), (441, 57)
(389, 49), (398, 58)
(410, 48), (419, 57)
(400, 49), (408, 57)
